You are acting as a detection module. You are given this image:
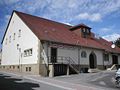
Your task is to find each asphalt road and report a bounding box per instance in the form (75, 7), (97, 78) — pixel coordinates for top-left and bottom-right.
(0, 71), (119, 90)
(0, 73), (64, 90)
(89, 71), (119, 90)
(54, 71), (120, 90)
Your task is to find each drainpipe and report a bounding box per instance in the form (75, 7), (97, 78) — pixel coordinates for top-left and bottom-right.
(78, 46), (81, 73)
(46, 41), (49, 76)
(102, 53), (105, 70)
(38, 40), (41, 75)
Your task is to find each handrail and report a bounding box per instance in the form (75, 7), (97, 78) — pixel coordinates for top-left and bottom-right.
(48, 56), (79, 73)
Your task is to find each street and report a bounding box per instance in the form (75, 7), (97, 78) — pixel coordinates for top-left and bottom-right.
(0, 71), (119, 90)
(54, 70), (120, 90)
(0, 73), (64, 90)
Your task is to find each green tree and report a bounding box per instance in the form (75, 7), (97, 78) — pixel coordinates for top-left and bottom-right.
(115, 38), (120, 48)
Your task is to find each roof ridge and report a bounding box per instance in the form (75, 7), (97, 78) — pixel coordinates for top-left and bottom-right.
(15, 10), (72, 28)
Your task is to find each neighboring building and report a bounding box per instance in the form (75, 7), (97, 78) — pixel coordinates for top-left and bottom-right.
(1, 10), (120, 77)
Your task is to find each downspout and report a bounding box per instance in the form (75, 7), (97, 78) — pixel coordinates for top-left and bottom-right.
(102, 52), (105, 69)
(78, 46), (81, 73)
(38, 40), (41, 75)
(46, 41), (49, 76)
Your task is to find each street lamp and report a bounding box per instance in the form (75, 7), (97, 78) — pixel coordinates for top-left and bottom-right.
(17, 44), (22, 72)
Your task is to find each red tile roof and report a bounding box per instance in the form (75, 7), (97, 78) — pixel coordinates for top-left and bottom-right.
(7, 11), (120, 53)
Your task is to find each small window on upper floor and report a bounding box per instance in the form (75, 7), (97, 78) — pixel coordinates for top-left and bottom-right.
(18, 29), (21, 37)
(5, 38), (8, 45)
(81, 51), (87, 58)
(24, 51), (27, 57)
(24, 48), (33, 57)
(86, 29), (89, 33)
(83, 28), (86, 33)
(29, 49), (32, 56)
(9, 36), (11, 43)
(13, 33), (16, 40)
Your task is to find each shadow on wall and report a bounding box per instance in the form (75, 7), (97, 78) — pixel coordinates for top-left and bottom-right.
(0, 74), (40, 90)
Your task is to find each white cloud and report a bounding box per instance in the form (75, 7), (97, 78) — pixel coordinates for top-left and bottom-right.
(0, 0), (19, 5)
(76, 13), (101, 22)
(102, 33), (120, 41)
(62, 22), (73, 26)
(9, 0), (120, 22)
(100, 28), (112, 34)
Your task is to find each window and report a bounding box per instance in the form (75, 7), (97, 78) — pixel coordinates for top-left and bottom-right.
(86, 29), (90, 34)
(29, 67), (31, 71)
(18, 29), (21, 37)
(13, 66), (15, 69)
(5, 38), (8, 44)
(103, 53), (109, 61)
(82, 28), (91, 38)
(3, 66), (5, 68)
(83, 28), (86, 32)
(26, 67), (31, 72)
(13, 33), (16, 40)
(29, 49), (32, 56)
(24, 48), (33, 57)
(17, 66), (19, 69)
(81, 51), (87, 58)
(26, 67), (28, 71)
(9, 36), (11, 43)
(24, 51), (27, 57)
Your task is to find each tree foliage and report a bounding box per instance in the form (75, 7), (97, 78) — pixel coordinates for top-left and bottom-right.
(115, 38), (120, 48)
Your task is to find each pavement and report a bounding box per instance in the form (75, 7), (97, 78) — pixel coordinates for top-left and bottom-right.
(0, 70), (119, 90)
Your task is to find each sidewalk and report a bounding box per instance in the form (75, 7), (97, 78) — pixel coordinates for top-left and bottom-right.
(0, 71), (104, 90)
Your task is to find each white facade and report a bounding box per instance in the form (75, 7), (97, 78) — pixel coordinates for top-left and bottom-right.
(2, 13), (40, 65)
(1, 11), (120, 74)
(43, 42), (120, 68)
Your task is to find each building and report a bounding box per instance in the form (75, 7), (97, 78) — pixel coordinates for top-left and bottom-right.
(1, 10), (120, 77)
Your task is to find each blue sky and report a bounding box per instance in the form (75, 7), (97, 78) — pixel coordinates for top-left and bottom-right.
(0, 0), (120, 49)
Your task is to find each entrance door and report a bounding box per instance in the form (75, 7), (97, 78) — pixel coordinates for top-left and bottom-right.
(51, 48), (57, 63)
(89, 53), (97, 68)
(112, 55), (118, 64)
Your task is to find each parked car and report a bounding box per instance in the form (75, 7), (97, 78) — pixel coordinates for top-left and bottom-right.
(115, 68), (120, 87)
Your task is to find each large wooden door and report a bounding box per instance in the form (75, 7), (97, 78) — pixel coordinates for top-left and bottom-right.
(51, 48), (57, 63)
(89, 53), (97, 69)
(112, 55), (118, 64)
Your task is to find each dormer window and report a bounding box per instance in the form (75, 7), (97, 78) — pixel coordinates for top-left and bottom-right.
(83, 28), (86, 32)
(81, 28), (91, 38)
(86, 29), (90, 33)
(70, 23), (92, 38)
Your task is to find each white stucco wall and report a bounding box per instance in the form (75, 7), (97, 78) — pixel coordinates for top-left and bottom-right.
(2, 12), (39, 65)
(58, 47), (78, 64)
(80, 48), (104, 65)
(44, 43), (104, 66)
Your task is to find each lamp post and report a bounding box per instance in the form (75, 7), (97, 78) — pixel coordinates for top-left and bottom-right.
(17, 44), (22, 72)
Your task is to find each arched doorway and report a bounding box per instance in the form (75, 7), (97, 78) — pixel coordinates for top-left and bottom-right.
(89, 52), (97, 69)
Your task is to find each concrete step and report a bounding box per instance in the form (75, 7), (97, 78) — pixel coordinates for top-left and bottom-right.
(88, 68), (101, 73)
